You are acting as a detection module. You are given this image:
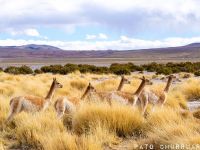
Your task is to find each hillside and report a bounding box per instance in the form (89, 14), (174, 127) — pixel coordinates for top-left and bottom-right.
(0, 43), (200, 59)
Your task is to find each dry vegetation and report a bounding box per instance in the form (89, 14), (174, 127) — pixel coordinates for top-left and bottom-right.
(0, 71), (200, 149)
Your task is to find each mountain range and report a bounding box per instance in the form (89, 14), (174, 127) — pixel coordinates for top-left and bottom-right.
(1, 43), (200, 60)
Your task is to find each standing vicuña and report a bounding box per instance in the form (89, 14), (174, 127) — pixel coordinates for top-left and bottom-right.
(104, 76), (152, 114)
(115, 76), (152, 106)
(90, 76), (152, 113)
(139, 74), (176, 114)
(84, 76), (131, 104)
(6, 78), (63, 122)
(54, 82), (96, 119)
(157, 75), (176, 106)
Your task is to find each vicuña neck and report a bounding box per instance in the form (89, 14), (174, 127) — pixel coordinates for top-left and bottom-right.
(81, 87), (90, 99)
(45, 82), (55, 100)
(117, 78), (124, 91)
(134, 80), (146, 96)
(164, 77), (173, 92)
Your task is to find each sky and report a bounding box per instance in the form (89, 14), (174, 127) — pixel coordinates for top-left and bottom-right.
(0, 0), (200, 50)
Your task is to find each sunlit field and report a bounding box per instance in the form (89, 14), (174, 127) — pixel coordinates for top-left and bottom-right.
(1, 71), (200, 150)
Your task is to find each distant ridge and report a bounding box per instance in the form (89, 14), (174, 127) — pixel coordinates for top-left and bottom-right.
(185, 43), (200, 48)
(0, 44), (61, 51)
(1, 43), (200, 60)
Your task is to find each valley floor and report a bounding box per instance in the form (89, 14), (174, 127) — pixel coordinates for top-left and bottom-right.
(1, 57), (200, 69)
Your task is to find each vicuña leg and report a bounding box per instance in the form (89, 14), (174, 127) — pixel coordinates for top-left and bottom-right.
(6, 99), (22, 123)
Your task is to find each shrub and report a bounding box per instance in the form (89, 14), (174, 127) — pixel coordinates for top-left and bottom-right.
(4, 65), (33, 75)
(0, 67), (3, 72)
(156, 67), (173, 75)
(41, 65), (64, 74)
(64, 64), (79, 73)
(19, 65), (33, 74)
(77, 64), (109, 74)
(5, 62), (200, 75)
(110, 63), (131, 75)
(4, 66), (20, 74)
(194, 70), (200, 76)
(34, 69), (43, 74)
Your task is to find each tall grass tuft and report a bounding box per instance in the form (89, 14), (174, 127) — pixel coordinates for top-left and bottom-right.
(73, 102), (145, 136)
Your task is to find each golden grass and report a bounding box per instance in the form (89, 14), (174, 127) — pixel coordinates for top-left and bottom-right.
(178, 78), (200, 100)
(0, 72), (200, 149)
(145, 110), (200, 146)
(73, 102), (144, 136)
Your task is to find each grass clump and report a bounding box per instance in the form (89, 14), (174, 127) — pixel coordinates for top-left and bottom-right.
(179, 78), (200, 100)
(73, 102), (145, 137)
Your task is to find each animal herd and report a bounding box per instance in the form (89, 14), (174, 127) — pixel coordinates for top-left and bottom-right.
(5, 75), (176, 123)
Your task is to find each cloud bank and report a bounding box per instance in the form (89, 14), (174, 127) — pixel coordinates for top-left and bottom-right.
(0, 0), (200, 50)
(0, 0), (200, 36)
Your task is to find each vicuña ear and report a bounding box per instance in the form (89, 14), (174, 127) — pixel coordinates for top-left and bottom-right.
(139, 76), (145, 80)
(53, 78), (56, 81)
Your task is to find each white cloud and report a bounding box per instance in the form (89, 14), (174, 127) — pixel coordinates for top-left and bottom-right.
(8, 28), (40, 37)
(86, 33), (108, 40)
(86, 34), (97, 40)
(0, 0), (200, 36)
(1, 36), (200, 50)
(99, 33), (108, 39)
(24, 29), (40, 37)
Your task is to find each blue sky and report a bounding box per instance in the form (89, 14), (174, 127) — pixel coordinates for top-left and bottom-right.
(0, 0), (200, 50)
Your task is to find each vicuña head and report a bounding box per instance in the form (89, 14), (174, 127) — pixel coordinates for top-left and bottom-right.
(117, 75), (131, 91)
(81, 82), (96, 100)
(133, 76), (152, 106)
(139, 76), (152, 85)
(53, 78), (63, 88)
(6, 78), (63, 123)
(121, 75), (131, 84)
(163, 74), (176, 92)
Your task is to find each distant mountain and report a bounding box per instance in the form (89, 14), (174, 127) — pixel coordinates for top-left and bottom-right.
(1, 43), (200, 60)
(185, 43), (200, 48)
(0, 44), (61, 51)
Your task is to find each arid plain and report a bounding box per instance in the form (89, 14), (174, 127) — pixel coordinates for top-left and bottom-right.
(1, 71), (200, 149)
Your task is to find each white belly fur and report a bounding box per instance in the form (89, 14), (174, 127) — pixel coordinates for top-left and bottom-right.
(111, 93), (129, 105)
(21, 98), (41, 112)
(64, 98), (76, 113)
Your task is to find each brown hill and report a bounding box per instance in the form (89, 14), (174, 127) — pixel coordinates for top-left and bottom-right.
(0, 43), (200, 60)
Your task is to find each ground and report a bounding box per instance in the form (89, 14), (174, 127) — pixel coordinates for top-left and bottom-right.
(0, 71), (200, 150)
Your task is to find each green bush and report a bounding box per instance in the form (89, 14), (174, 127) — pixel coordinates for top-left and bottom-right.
(0, 67), (3, 72)
(4, 66), (20, 74)
(110, 63), (131, 75)
(4, 65), (33, 74)
(64, 64), (79, 72)
(194, 70), (200, 76)
(34, 69), (43, 74)
(77, 64), (109, 74)
(4, 62), (200, 75)
(156, 67), (173, 75)
(41, 65), (64, 74)
(19, 65), (33, 74)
